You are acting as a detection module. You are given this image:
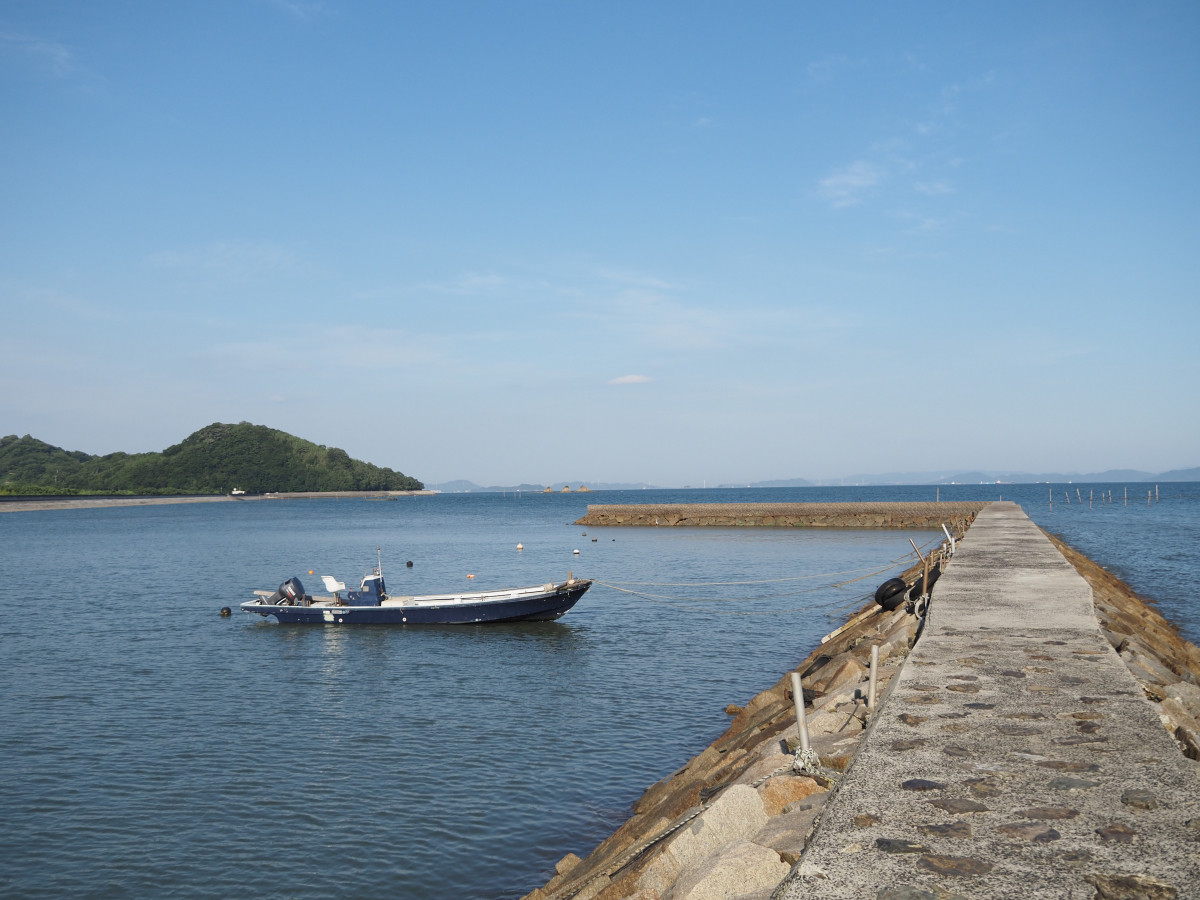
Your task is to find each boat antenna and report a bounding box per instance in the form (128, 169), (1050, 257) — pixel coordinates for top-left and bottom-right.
(376, 546), (382, 577)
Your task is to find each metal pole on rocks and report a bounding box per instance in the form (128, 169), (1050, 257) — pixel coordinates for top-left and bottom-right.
(941, 524), (955, 555)
(868, 645), (879, 711)
(790, 672), (810, 754)
(789, 671), (821, 774)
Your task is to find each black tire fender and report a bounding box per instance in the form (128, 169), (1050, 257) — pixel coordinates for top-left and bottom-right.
(874, 577), (908, 611)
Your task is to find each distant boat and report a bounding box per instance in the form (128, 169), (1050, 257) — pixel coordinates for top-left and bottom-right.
(241, 557), (591, 625)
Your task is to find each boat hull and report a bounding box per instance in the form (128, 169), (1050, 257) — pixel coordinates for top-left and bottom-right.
(241, 580), (591, 625)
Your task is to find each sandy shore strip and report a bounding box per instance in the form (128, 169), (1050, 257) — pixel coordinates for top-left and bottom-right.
(0, 490), (434, 513)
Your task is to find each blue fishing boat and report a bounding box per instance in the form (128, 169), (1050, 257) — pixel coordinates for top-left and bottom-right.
(241, 557), (591, 625)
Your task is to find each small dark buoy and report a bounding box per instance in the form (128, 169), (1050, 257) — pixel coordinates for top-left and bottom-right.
(406, 560), (413, 568)
(592, 538), (597, 542)
(219, 606), (232, 617)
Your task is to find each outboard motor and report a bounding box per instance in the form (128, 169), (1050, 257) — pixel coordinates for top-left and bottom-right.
(266, 576), (307, 606)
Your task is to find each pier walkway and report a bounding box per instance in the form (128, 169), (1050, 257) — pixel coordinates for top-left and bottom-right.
(777, 502), (1200, 899)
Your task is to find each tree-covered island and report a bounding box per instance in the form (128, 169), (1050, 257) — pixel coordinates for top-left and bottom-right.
(0, 422), (423, 496)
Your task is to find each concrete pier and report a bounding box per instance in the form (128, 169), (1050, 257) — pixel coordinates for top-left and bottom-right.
(777, 502), (1200, 899)
(575, 502), (986, 530)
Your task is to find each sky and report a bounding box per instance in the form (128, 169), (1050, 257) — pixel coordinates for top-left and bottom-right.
(2, 1), (1198, 486)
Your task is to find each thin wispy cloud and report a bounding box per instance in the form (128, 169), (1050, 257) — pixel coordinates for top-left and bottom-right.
(144, 241), (303, 280)
(915, 71), (997, 135)
(595, 267), (677, 291)
(605, 289), (728, 351)
(914, 180), (953, 196)
(197, 325), (446, 372)
(416, 272), (510, 295)
(265, 0), (330, 19)
(1, 31), (76, 77)
(818, 161), (884, 208)
(608, 374), (653, 385)
(5, 287), (110, 322)
(807, 54), (850, 83)
(893, 211), (953, 234)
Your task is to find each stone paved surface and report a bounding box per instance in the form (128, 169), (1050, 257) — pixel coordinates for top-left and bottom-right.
(776, 502), (1200, 900)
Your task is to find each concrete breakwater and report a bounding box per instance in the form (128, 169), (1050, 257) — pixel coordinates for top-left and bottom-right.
(525, 503), (1200, 900)
(574, 502), (987, 530)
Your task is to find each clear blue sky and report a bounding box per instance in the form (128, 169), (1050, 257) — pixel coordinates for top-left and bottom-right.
(2, 1), (1197, 485)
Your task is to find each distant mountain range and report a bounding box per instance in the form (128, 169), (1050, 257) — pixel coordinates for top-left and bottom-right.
(807, 467), (1200, 486)
(429, 480), (657, 493)
(430, 467), (1199, 493)
(0, 424), (422, 495)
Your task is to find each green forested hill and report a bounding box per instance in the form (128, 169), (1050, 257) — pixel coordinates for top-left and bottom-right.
(0, 423), (423, 495)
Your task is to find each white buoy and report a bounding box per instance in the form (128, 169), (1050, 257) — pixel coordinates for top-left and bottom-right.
(573, 549), (580, 555)
(516, 543), (523, 551)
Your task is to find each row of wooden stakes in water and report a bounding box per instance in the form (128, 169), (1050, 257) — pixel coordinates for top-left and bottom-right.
(1051, 485), (1161, 508)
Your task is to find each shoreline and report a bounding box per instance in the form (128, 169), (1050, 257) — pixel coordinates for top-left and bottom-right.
(0, 490), (436, 513)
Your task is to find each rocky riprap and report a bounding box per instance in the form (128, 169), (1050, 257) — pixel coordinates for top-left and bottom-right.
(1043, 530), (1200, 759)
(521, 543), (948, 900)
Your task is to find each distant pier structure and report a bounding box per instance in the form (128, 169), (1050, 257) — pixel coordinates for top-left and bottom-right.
(574, 501), (987, 529)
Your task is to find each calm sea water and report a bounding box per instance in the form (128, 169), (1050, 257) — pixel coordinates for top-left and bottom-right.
(1, 484), (1196, 898)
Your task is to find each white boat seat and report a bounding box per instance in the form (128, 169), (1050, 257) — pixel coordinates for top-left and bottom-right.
(320, 575), (347, 593)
